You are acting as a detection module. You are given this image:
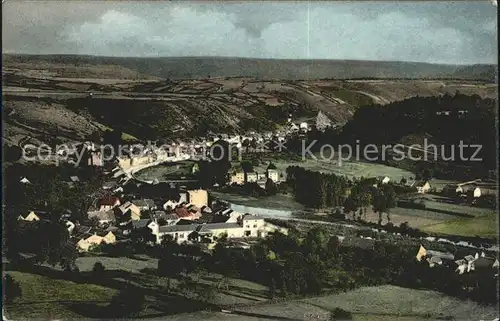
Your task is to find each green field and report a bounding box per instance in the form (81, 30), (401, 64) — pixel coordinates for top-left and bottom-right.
(301, 285), (498, 321)
(158, 285), (498, 321)
(237, 153), (414, 182)
(135, 160), (196, 181)
(4, 271), (117, 319)
(421, 212), (498, 238)
(4, 255), (269, 319)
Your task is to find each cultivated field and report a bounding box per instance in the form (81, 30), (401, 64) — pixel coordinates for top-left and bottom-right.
(421, 212), (498, 238)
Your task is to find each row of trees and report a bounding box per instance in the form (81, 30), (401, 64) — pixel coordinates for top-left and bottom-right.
(286, 166), (398, 224)
(286, 166), (351, 208)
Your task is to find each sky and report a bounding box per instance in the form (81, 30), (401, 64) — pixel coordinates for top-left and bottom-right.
(2, 1), (497, 64)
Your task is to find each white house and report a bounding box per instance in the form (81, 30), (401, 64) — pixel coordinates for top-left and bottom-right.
(18, 211), (40, 222)
(163, 200), (179, 210)
(19, 177), (31, 184)
(151, 212), (287, 245)
(267, 169), (280, 182)
(246, 172), (258, 183)
(230, 172), (245, 185)
(473, 187), (481, 198)
(416, 181), (431, 194)
(380, 176), (390, 184)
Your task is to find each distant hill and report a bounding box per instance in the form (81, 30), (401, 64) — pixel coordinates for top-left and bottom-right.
(2, 54), (497, 81)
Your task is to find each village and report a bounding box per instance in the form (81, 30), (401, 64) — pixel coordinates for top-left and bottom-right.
(16, 109), (499, 279)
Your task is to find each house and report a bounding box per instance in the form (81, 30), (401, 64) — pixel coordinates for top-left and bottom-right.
(133, 199), (157, 211)
(154, 224), (199, 244)
(98, 196), (121, 211)
(178, 192), (189, 204)
(76, 231), (116, 252)
(426, 256), (443, 268)
(426, 250), (454, 261)
(132, 219), (151, 229)
(415, 245), (427, 261)
(378, 176), (390, 184)
(18, 211), (40, 222)
(455, 254), (482, 274)
(65, 221), (76, 234)
(267, 169), (279, 182)
(102, 180), (118, 190)
(174, 206), (199, 221)
(289, 122), (299, 132)
(256, 173), (267, 181)
(162, 214), (180, 226)
(230, 172), (245, 185)
(87, 209), (115, 225)
(116, 201), (142, 220)
(186, 204), (202, 218)
(246, 172), (258, 183)
(150, 210), (168, 221)
(197, 223), (244, 240)
(163, 199), (179, 210)
(213, 208), (240, 223)
(187, 189), (208, 208)
(415, 181), (431, 194)
(19, 177), (31, 184)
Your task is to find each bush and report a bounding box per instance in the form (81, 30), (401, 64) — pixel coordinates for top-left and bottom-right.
(4, 275), (22, 304)
(92, 262), (106, 278)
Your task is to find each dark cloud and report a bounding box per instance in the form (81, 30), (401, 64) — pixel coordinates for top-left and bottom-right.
(2, 1), (497, 64)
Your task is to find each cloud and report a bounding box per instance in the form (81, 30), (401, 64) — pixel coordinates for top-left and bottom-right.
(2, 1), (497, 64)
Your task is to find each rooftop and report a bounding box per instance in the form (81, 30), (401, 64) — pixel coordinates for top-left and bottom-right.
(198, 223), (241, 233)
(99, 196), (120, 206)
(133, 199), (156, 208)
(242, 214), (263, 221)
(158, 224), (198, 233)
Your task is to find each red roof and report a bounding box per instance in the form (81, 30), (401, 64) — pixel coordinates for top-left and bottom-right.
(99, 196), (120, 206)
(174, 207), (193, 218)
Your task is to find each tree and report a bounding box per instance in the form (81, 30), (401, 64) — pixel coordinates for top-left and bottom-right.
(267, 162), (277, 170)
(240, 160), (254, 173)
(372, 185), (397, 225)
(158, 238), (182, 292)
(3, 275), (22, 305)
(265, 178), (278, 196)
(92, 262), (106, 279)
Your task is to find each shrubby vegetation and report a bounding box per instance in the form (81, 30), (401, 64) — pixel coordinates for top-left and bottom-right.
(286, 93), (496, 180)
(155, 227), (498, 304)
(3, 163), (106, 270)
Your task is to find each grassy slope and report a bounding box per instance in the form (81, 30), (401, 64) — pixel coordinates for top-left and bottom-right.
(421, 212), (498, 238)
(302, 285), (498, 320)
(4, 271), (117, 319)
(4, 255), (269, 319)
